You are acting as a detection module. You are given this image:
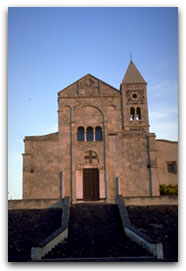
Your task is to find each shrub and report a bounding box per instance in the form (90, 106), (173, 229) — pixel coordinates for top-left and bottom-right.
(160, 184), (178, 195)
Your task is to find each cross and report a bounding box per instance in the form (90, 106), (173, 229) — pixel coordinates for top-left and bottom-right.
(130, 53), (132, 61)
(85, 151), (97, 163)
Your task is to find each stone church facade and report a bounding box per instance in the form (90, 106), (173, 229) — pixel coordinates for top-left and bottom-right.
(23, 61), (178, 202)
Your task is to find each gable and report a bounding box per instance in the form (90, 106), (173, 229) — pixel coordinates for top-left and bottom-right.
(58, 74), (120, 98)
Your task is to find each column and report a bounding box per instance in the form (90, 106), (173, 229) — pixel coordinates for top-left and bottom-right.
(76, 170), (83, 199)
(93, 127), (96, 141)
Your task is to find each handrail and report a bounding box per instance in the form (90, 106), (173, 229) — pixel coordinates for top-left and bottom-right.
(31, 197), (70, 260)
(116, 195), (164, 260)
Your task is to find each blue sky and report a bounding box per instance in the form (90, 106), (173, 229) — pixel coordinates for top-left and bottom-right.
(8, 7), (178, 199)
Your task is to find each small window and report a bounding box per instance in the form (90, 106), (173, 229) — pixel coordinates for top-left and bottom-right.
(132, 93), (137, 99)
(136, 107), (141, 120)
(77, 127), (84, 141)
(167, 162), (176, 174)
(95, 126), (102, 141)
(86, 127), (93, 141)
(130, 107), (135, 120)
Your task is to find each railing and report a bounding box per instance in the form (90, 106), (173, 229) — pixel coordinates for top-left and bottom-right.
(31, 197), (70, 260)
(116, 195), (164, 260)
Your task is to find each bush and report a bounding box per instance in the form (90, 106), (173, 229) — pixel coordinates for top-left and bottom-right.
(160, 184), (178, 195)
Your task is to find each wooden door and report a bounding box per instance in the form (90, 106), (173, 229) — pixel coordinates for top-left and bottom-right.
(83, 169), (99, 201)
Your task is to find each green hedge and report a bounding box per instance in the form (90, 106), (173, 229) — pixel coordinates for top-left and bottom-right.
(160, 184), (178, 195)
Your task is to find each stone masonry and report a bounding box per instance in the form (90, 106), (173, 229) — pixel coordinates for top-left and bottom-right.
(23, 61), (178, 201)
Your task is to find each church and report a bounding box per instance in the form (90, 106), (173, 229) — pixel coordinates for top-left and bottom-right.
(22, 60), (178, 202)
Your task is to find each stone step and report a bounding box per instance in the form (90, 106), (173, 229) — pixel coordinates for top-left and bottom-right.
(44, 203), (152, 259)
(39, 256), (156, 262)
(45, 236), (152, 258)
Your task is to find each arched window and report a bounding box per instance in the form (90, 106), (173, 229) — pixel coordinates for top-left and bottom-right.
(95, 126), (102, 141)
(130, 107), (135, 120)
(77, 127), (84, 141)
(136, 107), (141, 120)
(86, 127), (93, 141)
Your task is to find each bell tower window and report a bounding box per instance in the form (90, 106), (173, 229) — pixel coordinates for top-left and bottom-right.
(130, 107), (135, 120)
(136, 107), (141, 120)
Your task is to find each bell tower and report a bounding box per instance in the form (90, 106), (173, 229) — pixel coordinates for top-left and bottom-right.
(121, 60), (149, 133)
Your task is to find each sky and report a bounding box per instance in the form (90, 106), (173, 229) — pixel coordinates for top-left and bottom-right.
(8, 7), (178, 199)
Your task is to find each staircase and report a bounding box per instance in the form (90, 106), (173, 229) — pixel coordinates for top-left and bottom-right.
(43, 203), (153, 260)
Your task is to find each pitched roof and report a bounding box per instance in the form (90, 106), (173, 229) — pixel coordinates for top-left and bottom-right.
(122, 61), (146, 84)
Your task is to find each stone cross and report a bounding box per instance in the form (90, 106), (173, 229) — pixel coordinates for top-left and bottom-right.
(85, 151), (97, 163)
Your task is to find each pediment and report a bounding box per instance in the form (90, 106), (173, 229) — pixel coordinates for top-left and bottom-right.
(58, 74), (120, 98)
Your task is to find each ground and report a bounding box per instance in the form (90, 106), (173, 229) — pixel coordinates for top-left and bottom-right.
(8, 205), (178, 262)
(127, 205), (178, 261)
(8, 208), (62, 261)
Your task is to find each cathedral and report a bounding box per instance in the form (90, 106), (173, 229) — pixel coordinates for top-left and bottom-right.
(22, 61), (178, 202)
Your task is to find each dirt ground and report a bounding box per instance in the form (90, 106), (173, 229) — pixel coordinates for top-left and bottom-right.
(126, 205), (178, 261)
(8, 205), (178, 262)
(8, 208), (62, 261)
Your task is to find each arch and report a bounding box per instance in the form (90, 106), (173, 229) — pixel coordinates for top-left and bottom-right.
(130, 107), (135, 120)
(77, 126), (85, 141)
(136, 107), (141, 120)
(107, 105), (116, 111)
(73, 105), (104, 121)
(86, 126), (93, 141)
(63, 105), (71, 110)
(95, 126), (102, 141)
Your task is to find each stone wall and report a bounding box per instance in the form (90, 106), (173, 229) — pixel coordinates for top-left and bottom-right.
(121, 83), (149, 133)
(8, 196), (178, 210)
(8, 199), (63, 210)
(156, 140), (178, 186)
(58, 75), (122, 202)
(114, 133), (160, 197)
(23, 134), (60, 199)
(22, 73), (177, 201)
(123, 195), (178, 206)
